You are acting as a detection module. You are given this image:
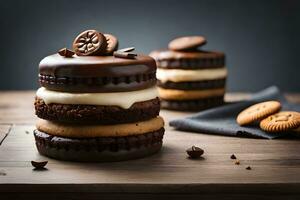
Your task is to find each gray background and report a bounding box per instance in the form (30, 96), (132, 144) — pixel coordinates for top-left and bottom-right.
(0, 0), (299, 92)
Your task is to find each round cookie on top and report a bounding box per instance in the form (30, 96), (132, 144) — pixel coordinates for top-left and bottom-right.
(150, 36), (227, 111)
(34, 30), (164, 162)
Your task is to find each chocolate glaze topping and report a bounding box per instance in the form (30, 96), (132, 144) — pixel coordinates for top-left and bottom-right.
(39, 54), (157, 92)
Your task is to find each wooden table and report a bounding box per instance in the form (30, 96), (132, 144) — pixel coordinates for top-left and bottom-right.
(0, 91), (300, 200)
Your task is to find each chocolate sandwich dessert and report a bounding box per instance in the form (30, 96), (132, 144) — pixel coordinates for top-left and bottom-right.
(34, 30), (164, 162)
(150, 36), (227, 111)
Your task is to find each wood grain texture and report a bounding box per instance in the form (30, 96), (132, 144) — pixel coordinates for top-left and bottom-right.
(0, 91), (300, 199)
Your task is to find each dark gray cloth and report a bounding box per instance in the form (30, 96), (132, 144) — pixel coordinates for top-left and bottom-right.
(169, 86), (300, 139)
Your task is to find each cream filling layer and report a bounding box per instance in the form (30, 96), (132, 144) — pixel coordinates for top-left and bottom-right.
(36, 87), (159, 109)
(157, 67), (227, 83)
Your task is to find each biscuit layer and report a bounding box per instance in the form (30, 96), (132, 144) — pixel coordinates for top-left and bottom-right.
(36, 117), (164, 138)
(158, 87), (225, 100)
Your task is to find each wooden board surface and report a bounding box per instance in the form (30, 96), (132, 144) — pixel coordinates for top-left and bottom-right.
(0, 91), (300, 199)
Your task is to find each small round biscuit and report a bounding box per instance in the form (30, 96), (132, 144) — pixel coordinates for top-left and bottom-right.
(236, 101), (281, 126)
(260, 111), (300, 133)
(168, 36), (206, 51)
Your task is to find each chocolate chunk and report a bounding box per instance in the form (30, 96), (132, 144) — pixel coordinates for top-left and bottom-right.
(118, 47), (135, 52)
(31, 160), (48, 169)
(58, 48), (75, 57)
(234, 160), (240, 165)
(104, 34), (118, 55)
(230, 154), (237, 159)
(113, 51), (137, 59)
(186, 146), (204, 159)
(246, 166), (252, 170)
(168, 36), (206, 51)
(73, 30), (107, 56)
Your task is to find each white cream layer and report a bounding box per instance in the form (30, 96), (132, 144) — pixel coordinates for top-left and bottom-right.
(36, 87), (158, 109)
(157, 67), (227, 83)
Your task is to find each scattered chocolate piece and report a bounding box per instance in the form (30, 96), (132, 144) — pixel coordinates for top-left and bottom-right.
(31, 160), (48, 169)
(0, 170), (6, 176)
(186, 146), (204, 159)
(118, 47), (135, 52)
(113, 51), (137, 59)
(25, 130), (30, 134)
(104, 34), (118, 55)
(230, 154), (237, 159)
(73, 30), (107, 56)
(246, 166), (252, 170)
(234, 160), (240, 165)
(58, 48), (75, 57)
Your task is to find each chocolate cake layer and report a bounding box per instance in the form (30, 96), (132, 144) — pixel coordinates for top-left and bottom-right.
(149, 49), (225, 69)
(161, 96), (224, 111)
(34, 128), (164, 162)
(39, 54), (157, 92)
(35, 97), (160, 124)
(157, 78), (226, 90)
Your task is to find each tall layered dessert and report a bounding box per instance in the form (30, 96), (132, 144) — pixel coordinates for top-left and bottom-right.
(150, 36), (227, 111)
(34, 30), (164, 162)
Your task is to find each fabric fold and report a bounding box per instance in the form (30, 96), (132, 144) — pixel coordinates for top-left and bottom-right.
(169, 86), (300, 139)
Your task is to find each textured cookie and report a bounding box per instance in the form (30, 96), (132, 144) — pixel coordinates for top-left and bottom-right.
(157, 79), (226, 90)
(260, 111), (300, 133)
(35, 97), (160, 124)
(237, 101), (281, 126)
(34, 128), (164, 162)
(73, 30), (107, 56)
(36, 117), (164, 138)
(104, 33), (118, 55)
(161, 96), (224, 111)
(168, 36), (206, 51)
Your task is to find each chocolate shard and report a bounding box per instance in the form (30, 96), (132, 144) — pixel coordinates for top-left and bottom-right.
(113, 51), (137, 59)
(246, 166), (252, 170)
(58, 48), (75, 58)
(230, 154), (237, 159)
(118, 47), (135, 52)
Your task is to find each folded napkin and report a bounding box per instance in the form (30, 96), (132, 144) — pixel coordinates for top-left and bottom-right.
(169, 86), (300, 139)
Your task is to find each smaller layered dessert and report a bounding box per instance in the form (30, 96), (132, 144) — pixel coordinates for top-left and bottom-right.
(150, 36), (227, 111)
(34, 30), (164, 162)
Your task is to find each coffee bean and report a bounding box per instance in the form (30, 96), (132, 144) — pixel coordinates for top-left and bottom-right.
(186, 146), (204, 159)
(31, 160), (48, 169)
